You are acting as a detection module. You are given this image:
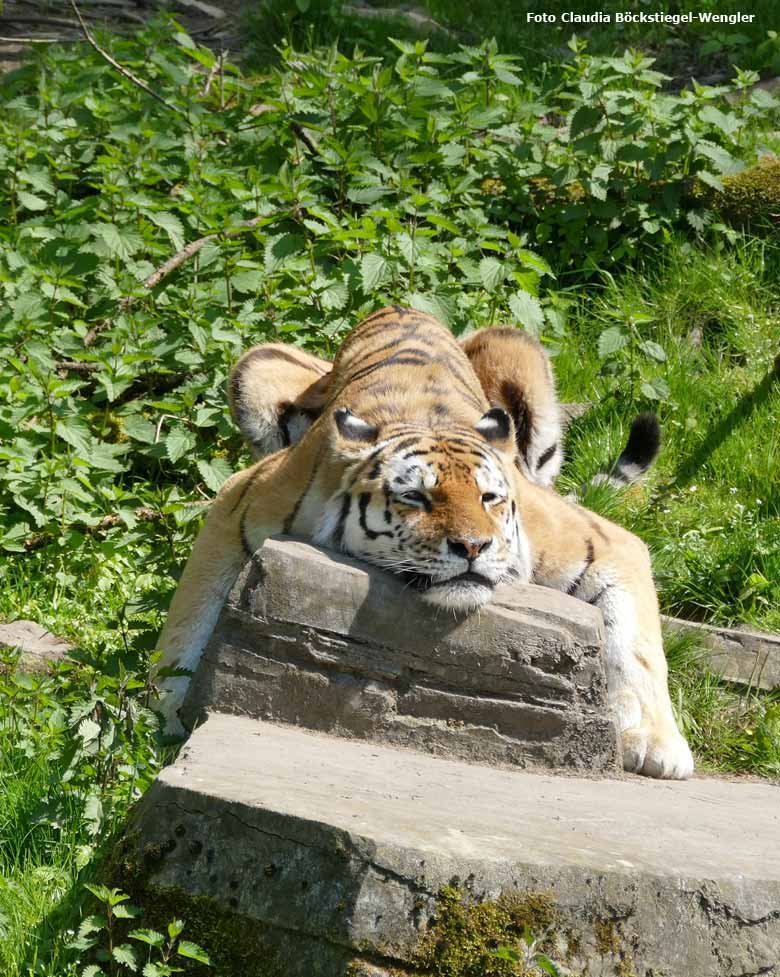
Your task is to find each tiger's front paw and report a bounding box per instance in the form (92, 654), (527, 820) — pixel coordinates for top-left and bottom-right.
(621, 726), (694, 780)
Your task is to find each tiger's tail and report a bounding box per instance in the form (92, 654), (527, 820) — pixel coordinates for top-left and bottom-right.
(587, 412), (661, 490)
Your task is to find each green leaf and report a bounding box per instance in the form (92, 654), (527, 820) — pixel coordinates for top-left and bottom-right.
(598, 327), (628, 358)
(686, 210), (708, 233)
(147, 211), (185, 250)
(130, 929), (165, 948)
(81, 967), (106, 977)
(78, 914), (108, 936)
(536, 955), (562, 976)
(122, 415), (157, 444)
(479, 257), (504, 291)
(177, 940), (213, 965)
(639, 340), (667, 362)
(319, 279), (349, 311)
(360, 253), (390, 291)
(83, 792), (103, 836)
(699, 105), (739, 136)
(346, 186), (391, 205)
(697, 170), (724, 192)
(493, 65), (522, 86)
(112, 944), (138, 972)
(646, 376), (670, 400)
(425, 214), (461, 235)
(141, 964), (169, 977)
(167, 919), (185, 941)
(193, 406), (220, 428)
(406, 291), (457, 326)
(570, 104), (601, 138)
(508, 291), (544, 334)
(165, 426), (196, 464)
(197, 457), (233, 493)
(588, 163), (612, 201)
(489, 945), (521, 961)
(56, 416), (94, 455)
(230, 269), (265, 293)
(113, 903), (143, 919)
(17, 190), (48, 211)
(93, 222), (143, 261)
(264, 233), (303, 273)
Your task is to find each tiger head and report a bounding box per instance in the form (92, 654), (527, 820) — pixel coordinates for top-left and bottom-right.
(314, 406), (530, 611)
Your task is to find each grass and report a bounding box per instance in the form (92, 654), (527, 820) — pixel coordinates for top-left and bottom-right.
(666, 630), (780, 776)
(0, 12), (779, 976)
(555, 236), (780, 631)
(0, 554), (166, 977)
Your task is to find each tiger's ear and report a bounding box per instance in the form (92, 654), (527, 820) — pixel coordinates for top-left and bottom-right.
(334, 407), (379, 444)
(475, 407), (515, 452)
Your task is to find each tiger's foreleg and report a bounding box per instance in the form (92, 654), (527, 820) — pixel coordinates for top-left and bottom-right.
(518, 478), (694, 779)
(154, 452), (292, 734)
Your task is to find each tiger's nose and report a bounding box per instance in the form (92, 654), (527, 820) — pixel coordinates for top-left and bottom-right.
(447, 537), (492, 561)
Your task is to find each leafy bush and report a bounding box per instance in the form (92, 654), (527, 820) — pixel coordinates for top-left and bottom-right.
(0, 648), (163, 974)
(486, 39), (778, 269)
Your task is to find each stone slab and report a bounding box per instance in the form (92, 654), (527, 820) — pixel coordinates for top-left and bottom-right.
(0, 619), (73, 672)
(131, 714), (780, 977)
(181, 537), (619, 774)
(663, 615), (780, 691)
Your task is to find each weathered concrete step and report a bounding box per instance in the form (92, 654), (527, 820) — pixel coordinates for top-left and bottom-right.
(128, 714), (780, 977)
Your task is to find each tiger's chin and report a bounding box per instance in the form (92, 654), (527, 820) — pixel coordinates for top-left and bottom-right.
(409, 570), (497, 612)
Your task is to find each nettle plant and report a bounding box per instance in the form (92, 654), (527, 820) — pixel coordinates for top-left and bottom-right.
(485, 37), (778, 270)
(69, 885), (211, 977)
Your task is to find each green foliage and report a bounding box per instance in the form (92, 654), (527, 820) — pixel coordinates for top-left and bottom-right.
(666, 631), (780, 777)
(556, 236), (780, 637)
(69, 884), (212, 976)
(0, 22), (776, 563)
(0, 646), (164, 975)
(487, 40), (777, 270)
(595, 314), (669, 403)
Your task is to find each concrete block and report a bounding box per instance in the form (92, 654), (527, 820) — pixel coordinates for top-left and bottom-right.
(128, 714), (780, 977)
(664, 615), (780, 691)
(180, 537), (619, 774)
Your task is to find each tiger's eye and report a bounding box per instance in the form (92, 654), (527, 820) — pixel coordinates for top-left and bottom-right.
(401, 491), (428, 505)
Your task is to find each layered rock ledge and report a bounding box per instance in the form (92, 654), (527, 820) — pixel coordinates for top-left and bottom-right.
(181, 537), (619, 774)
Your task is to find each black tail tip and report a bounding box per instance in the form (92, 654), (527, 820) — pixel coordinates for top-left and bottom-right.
(620, 412), (661, 470)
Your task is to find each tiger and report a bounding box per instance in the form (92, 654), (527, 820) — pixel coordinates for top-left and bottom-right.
(156, 306), (693, 780)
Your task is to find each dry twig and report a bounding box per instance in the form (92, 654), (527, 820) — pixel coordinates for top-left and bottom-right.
(56, 360), (100, 373)
(0, 35), (62, 43)
(69, 0), (188, 119)
(142, 215), (265, 290)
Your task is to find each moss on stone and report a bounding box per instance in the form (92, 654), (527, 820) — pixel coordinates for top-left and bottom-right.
(410, 885), (564, 977)
(693, 156), (780, 228)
